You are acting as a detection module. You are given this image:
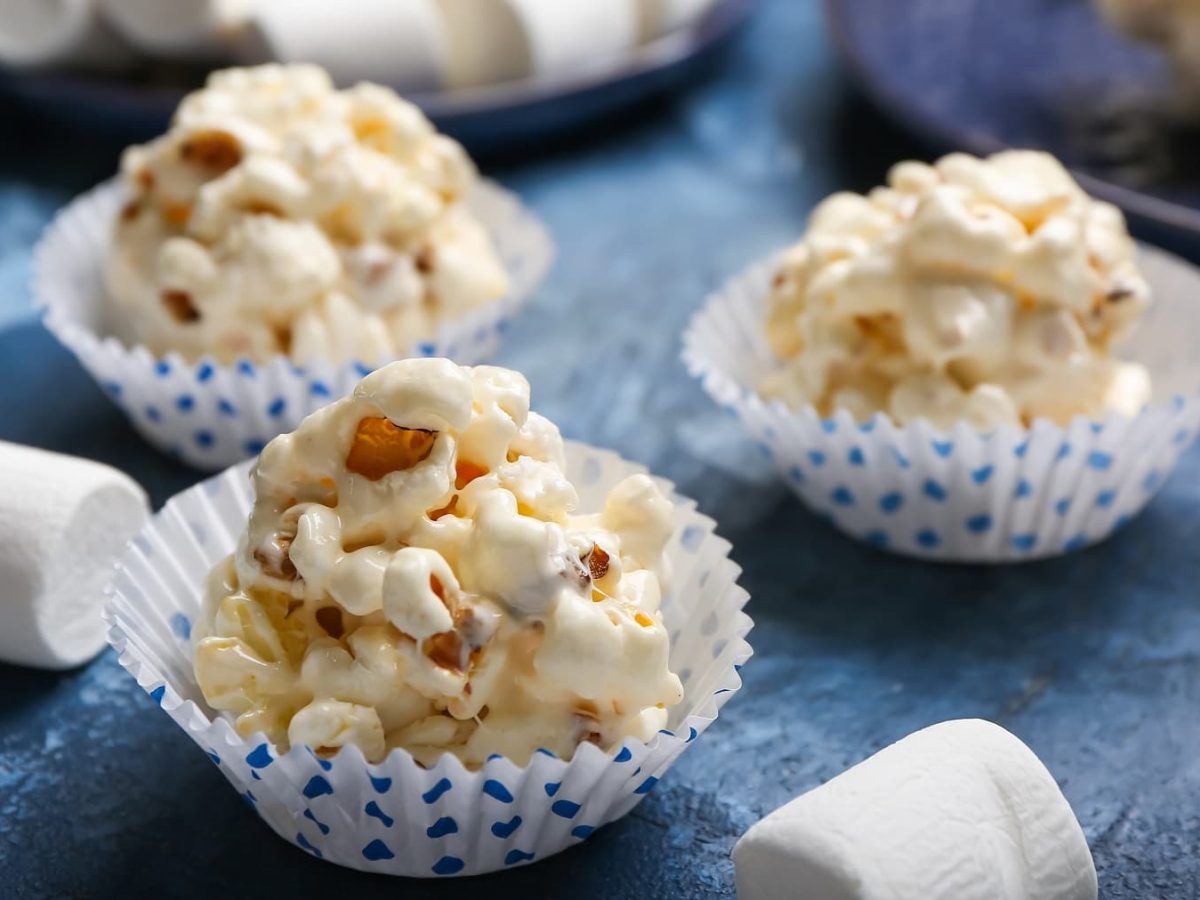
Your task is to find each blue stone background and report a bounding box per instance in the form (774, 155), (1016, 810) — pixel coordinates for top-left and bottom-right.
(2, 1), (1199, 896)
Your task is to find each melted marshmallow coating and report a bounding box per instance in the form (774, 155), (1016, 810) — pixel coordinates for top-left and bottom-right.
(106, 64), (508, 366)
(193, 358), (683, 767)
(761, 150), (1153, 430)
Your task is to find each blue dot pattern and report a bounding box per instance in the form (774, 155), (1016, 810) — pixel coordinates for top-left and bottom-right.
(302, 776), (333, 799)
(482, 780), (513, 803)
(364, 802), (393, 828)
(426, 817), (458, 838)
(491, 816), (521, 838)
(740, 401), (1200, 561)
(422, 778), (452, 803)
(362, 839), (394, 861)
(432, 856), (465, 876)
(102, 302), (524, 469)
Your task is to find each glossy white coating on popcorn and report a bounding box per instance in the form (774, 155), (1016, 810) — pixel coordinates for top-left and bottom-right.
(761, 150), (1152, 430)
(106, 64), (508, 366)
(193, 358), (682, 767)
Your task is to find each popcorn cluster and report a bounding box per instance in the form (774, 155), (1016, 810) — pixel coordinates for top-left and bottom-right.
(762, 151), (1153, 430)
(193, 358), (683, 767)
(107, 64), (508, 366)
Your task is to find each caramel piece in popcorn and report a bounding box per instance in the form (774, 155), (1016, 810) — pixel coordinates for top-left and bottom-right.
(424, 629), (465, 673)
(415, 245), (435, 274)
(455, 459), (487, 490)
(345, 417), (436, 480)
(162, 290), (200, 323)
(163, 202), (192, 227)
(315, 606), (344, 639)
(254, 534), (297, 580)
(352, 117), (390, 149)
(429, 496), (458, 521)
(585, 545), (610, 582)
(180, 129), (243, 173)
(244, 200), (284, 217)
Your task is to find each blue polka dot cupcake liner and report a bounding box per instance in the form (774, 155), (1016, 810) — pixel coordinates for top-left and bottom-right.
(102, 442), (753, 877)
(683, 245), (1200, 562)
(35, 177), (554, 471)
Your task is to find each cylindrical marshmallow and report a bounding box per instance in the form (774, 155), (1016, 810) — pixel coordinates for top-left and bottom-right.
(637, 0), (717, 42)
(435, 0), (528, 90)
(436, 0), (639, 90)
(246, 0), (446, 91)
(734, 720), (1098, 900)
(0, 0), (129, 69)
(98, 0), (252, 61)
(507, 0), (639, 79)
(0, 442), (149, 670)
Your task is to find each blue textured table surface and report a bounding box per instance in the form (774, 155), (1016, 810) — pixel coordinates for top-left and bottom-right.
(2, 2), (1199, 897)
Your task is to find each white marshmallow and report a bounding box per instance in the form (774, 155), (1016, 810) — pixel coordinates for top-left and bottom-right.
(734, 720), (1097, 900)
(247, 0), (447, 90)
(637, 0), (717, 41)
(99, 0), (252, 60)
(436, 0), (530, 90)
(506, 0), (639, 80)
(0, 0), (128, 69)
(435, 0), (639, 90)
(0, 442), (149, 670)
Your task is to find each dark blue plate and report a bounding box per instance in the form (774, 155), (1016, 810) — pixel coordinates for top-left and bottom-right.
(826, 0), (1200, 254)
(0, 0), (756, 155)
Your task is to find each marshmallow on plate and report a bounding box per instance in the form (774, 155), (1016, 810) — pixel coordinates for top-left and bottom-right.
(436, 0), (639, 89)
(637, 0), (718, 41)
(0, 0), (128, 69)
(506, 0), (639, 80)
(734, 719), (1097, 900)
(99, 0), (252, 60)
(436, 0), (531, 90)
(247, 0), (447, 91)
(0, 442), (149, 670)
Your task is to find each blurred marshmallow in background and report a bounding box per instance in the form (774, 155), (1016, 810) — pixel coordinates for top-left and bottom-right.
(0, 0), (717, 92)
(0, 0), (129, 70)
(1095, 0), (1200, 109)
(436, 0), (531, 90)
(437, 0), (642, 91)
(734, 720), (1098, 900)
(638, 0), (718, 41)
(99, 0), (254, 61)
(0, 442), (148, 670)
(506, 0), (639, 81)
(248, 0), (447, 92)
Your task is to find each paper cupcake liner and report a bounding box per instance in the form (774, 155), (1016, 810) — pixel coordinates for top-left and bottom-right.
(103, 440), (753, 877)
(682, 245), (1200, 562)
(35, 178), (554, 471)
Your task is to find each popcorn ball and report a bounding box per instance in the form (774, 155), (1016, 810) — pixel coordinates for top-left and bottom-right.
(106, 64), (508, 366)
(761, 151), (1153, 430)
(193, 358), (683, 767)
